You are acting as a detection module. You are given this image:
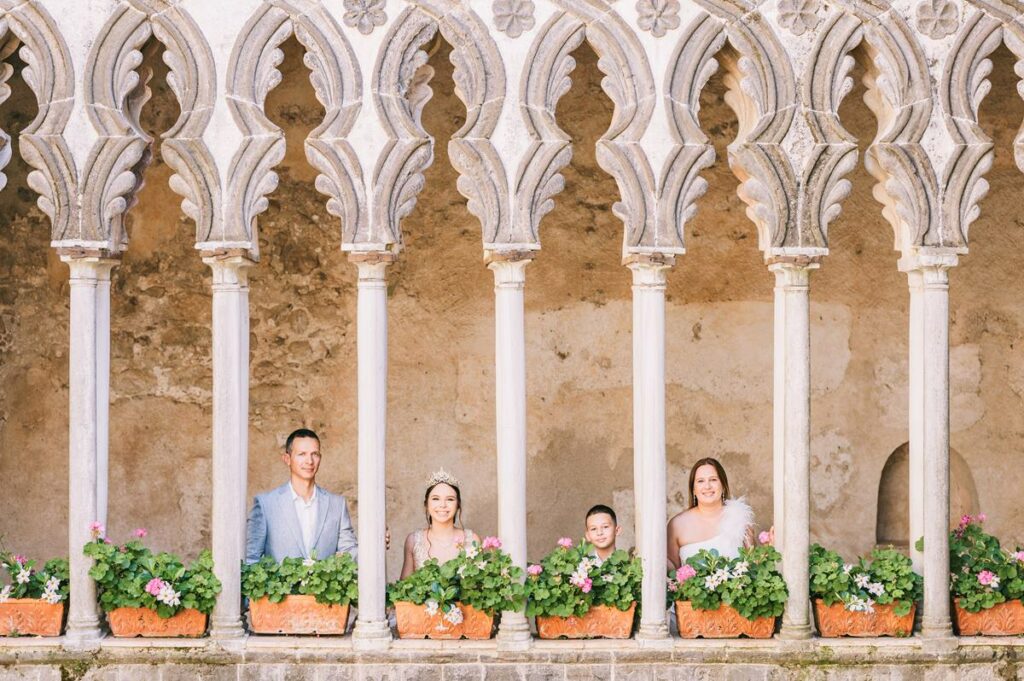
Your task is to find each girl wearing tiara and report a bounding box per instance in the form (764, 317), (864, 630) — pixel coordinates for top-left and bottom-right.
(399, 468), (479, 578)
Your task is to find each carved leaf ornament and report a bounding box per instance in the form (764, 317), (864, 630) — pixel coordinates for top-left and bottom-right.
(493, 0), (536, 38)
(777, 0), (822, 36)
(343, 0), (387, 35)
(637, 0), (681, 38)
(916, 0), (960, 40)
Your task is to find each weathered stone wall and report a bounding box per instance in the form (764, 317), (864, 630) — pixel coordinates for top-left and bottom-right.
(1, 38), (1022, 576)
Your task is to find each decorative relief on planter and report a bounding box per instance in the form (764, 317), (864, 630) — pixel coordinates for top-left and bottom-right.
(493, 0), (535, 38)
(394, 601), (493, 640)
(343, 0), (387, 35)
(776, 0), (822, 36)
(249, 596), (349, 635)
(0, 600), (64, 636)
(814, 600), (914, 637)
(674, 601), (774, 639)
(915, 0), (959, 40)
(536, 603), (636, 639)
(636, 0), (680, 38)
(107, 607), (207, 638)
(954, 599), (1024, 636)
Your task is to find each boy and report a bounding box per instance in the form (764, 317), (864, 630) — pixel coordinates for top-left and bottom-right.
(584, 504), (623, 563)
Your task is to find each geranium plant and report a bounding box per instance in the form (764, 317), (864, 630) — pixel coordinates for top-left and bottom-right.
(525, 538), (641, 617)
(667, 543), (788, 621)
(83, 524), (221, 618)
(948, 514), (1024, 612)
(809, 544), (921, 616)
(0, 552), (68, 605)
(242, 553), (358, 606)
(387, 536), (524, 623)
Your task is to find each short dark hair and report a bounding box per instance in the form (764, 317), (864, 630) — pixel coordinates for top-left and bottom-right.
(285, 428), (320, 454)
(585, 504), (617, 525)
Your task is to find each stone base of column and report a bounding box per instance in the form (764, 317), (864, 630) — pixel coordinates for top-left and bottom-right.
(779, 622), (813, 640)
(636, 622), (671, 649)
(210, 615), (246, 641)
(921, 620), (953, 639)
(496, 611), (531, 650)
(352, 619), (392, 651)
(63, 622), (103, 651)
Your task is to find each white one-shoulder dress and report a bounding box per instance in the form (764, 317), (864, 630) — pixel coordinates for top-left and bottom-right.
(678, 498), (753, 563)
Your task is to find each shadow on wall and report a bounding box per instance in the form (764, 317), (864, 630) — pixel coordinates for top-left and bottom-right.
(875, 443), (978, 547)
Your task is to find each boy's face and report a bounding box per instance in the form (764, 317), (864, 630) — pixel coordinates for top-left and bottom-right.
(585, 512), (621, 550)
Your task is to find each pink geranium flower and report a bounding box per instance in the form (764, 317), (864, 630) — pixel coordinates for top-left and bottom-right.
(13, 555), (26, 565)
(133, 528), (148, 538)
(89, 521), (105, 539)
(527, 564), (543, 576)
(977, 513), (987, 523)
(581, 577), (593, 593)
(557, 537), (574, 549)
(145, 578), (165, 596)
(676, 565), (697, 582)
(758, 531), (771, 545)
(978, 570), (998, 587)
(1013, 551), (1024, 563)
(482, 536), (502, 550)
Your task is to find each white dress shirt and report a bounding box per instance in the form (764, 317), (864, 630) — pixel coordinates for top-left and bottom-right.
(290, 484), (319, 556)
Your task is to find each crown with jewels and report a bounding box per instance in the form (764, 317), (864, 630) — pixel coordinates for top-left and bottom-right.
(426, 467), (460, 488)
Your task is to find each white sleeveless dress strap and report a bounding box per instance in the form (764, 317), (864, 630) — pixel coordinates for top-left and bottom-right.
(678, 498), (753, 563)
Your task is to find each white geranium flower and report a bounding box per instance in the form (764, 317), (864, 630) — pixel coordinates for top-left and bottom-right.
(424, 600), (439, 616)
(156, 583), (181, 607)
(854, 573), (870, 589)
(0, 585), (11, 603)
(303, 557), (315, 567)
(444, 605), (464, 625)
(15, 569), (30, 585)
(866, 582), (885, 597)
(842, 564), (853, 575)
(602, 574), (615, 583)
(731, 561), (749, 577)
(475, 560), (487, 571)
(457, 565), (467, 578)
(464, 545), (479, 559)
(845, 595), (875, 614)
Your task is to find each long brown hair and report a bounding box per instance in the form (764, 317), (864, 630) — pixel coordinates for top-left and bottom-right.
(687, 457), (730, 509)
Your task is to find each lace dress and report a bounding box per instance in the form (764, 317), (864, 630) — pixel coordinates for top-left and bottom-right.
(678, 498), (753, 563)
(412, 528), (477, 569)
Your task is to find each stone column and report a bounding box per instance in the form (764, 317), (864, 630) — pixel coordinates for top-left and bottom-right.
(906, 270), (925, 574)
(487, 251), (532, 649)
(900, 254), (957, 638)
(627, 254), (673, 643)
(204, 251), (253, 640)
(62, 253), (117, 647)
(769, 259), (818, 640)
(350, 252), (394, 650)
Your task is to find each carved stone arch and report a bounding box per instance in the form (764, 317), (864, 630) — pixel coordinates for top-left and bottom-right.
(939, 7), (1024, 247)
(822, 0), (937, 252)
(800, 12), (862, 249)
(668, 0), (800, 254)
(0, 0), (76, 243)
(372, 1), (506, 251)
(0, 26), (19, 192)
(225, 0), (362, 256)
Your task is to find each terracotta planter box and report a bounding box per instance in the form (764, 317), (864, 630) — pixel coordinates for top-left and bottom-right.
(813, 599), (915, 637)
(107, 607), (207, 638)
(536, 603), (636, 639)
(954, 598), (1024, 636)
(249, 595), (350, 635)
(0, 599), (64, 636)
(674, 601), (775, 639)
(394, 601), (493, 640)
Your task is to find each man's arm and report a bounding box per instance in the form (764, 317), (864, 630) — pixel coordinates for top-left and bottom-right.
(336, 496), (358, 563)
(245, 496), (268, 564)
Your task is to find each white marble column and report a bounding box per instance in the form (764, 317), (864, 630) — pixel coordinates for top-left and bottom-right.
(62, 254), (117, 647)
(488, 252), (532, 649)
(769, 259), (817, 640)
(204, 252), (253, 640)
(907, 270), (925, 574)
(628, 254), (673, 643)
(351, 252), (394, 650)
(900, 254), (956, 638)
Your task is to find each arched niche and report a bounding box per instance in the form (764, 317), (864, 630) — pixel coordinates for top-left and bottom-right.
(875, 442), (978, 547)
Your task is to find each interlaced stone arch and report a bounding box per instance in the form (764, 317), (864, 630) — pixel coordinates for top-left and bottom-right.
(0, 0), (75, 244)
(669, 0), (799, 255)
(81, 0), (217, 254)
(939, 1), (1024, 247)
(375, 1), (506, 253)
(225, 0), (361, 258)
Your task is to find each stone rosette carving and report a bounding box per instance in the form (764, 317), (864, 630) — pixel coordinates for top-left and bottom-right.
(493, 0), (535, 38)
(777, 0), (822, 36)
(343, 0), (386, 36)
(636, 0), (680, 38)
(916, 0), (959, 40)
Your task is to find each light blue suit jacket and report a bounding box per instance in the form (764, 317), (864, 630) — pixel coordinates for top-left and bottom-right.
(245, 483), (358, 564)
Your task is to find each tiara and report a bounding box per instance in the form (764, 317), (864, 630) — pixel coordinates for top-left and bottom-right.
(426, 467), (460, 488)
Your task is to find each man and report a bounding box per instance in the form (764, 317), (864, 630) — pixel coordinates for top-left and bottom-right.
(245, 428), (358, 563)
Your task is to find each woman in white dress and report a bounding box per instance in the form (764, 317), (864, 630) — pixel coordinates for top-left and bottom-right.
(667, 457), (756, 569)
(400, 469), (479, 578)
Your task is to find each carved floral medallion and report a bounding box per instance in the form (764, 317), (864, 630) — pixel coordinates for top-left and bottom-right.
(637, 0), (681, 38)
(777, 0), (822, 36)
(343, 0), (387, 36)
(916, 0), (960, 40)
(493, 0), (536, 39)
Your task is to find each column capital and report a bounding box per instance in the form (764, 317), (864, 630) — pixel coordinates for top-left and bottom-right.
(484, 248), (535, 265)
(487, 252), (531, 288)
(59, 250), (120, 280)
(768, 258), (819, 288)
(623, 252), (676, 269)
(627, 254), (673, 289)
(898, 252), (958, 283)
(203, 250), (255, 287)
(349, 251), (396, 282)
